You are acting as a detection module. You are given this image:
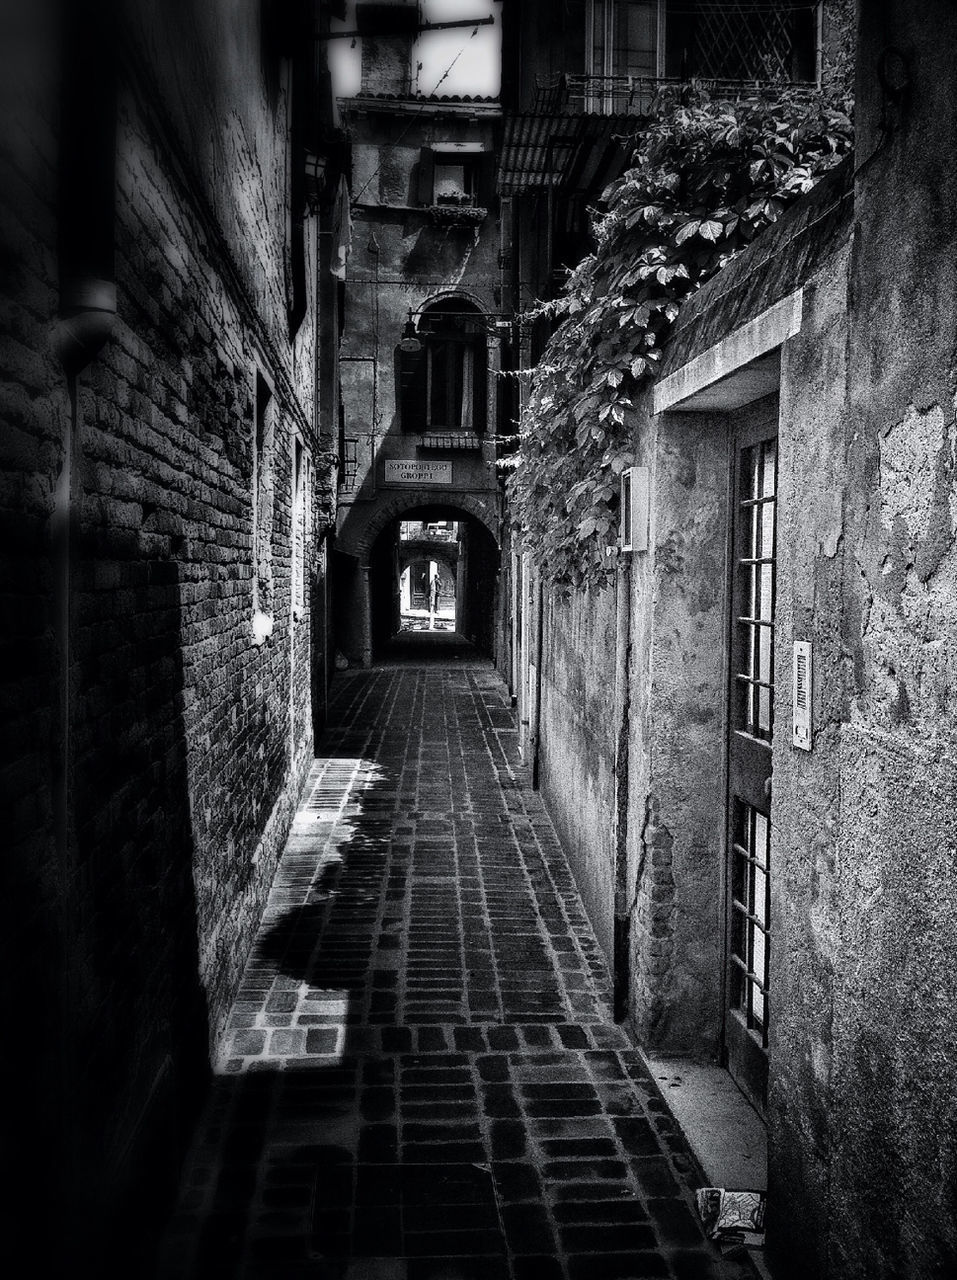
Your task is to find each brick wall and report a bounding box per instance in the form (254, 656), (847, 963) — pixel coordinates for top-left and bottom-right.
(1, 0), (71, 1253)
(2, 2), (333, 1265)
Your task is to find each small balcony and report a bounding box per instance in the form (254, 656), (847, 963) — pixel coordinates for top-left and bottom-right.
(536, 71), (821, 118)
(425, 196), (488, 228)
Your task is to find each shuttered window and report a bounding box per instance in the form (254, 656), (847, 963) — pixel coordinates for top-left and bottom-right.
(398, 302), (486, 433)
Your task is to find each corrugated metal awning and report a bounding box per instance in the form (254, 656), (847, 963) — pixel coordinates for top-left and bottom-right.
(497, 112), (637, 196)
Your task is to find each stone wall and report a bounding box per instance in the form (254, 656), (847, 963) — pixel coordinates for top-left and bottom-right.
(629, 407), (730, 1054)
(536, 402), (729, 1056)
(768, 3), (957, 1276)
(763, 242), (852, 1278)
(538, 583), (622, 964)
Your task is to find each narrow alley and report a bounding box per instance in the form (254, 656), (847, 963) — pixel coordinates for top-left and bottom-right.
(159, 652), (750, 1280)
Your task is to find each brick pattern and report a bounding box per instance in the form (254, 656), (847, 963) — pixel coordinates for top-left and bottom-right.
(159, 664), (750, 1280)
(3, 35), (329, 1258)
(1, 15), (73, 1253)
(77, 83), (327, 1040)
(632, 797), (678, 1040)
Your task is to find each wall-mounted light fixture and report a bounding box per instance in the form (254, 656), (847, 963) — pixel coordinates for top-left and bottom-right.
(399, 309), (422, 353)
(620, 466), (650, 553)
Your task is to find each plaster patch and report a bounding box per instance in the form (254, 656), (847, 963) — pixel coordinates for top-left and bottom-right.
(817, 489), (843, 558)
(879, 403), (954, 558)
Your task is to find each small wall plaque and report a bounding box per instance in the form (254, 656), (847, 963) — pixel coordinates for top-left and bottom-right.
(792, 640), (812, 750)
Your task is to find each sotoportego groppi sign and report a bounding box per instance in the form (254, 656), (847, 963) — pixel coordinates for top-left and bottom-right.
(384, 460), (453, 485)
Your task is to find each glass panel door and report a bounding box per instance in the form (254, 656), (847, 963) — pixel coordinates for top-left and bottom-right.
(725, 398), (778, 1112)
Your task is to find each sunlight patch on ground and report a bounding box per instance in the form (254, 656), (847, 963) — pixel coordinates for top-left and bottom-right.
(214, 756), (389, 1074)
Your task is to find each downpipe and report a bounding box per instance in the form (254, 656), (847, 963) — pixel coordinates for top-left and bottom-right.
(613, 558), (633, 1023)
(531, 574), (544, 790)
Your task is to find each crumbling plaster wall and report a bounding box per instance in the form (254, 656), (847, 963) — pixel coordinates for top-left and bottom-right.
(626, 408), (729, 1054)
(770, 2), (957, 1274)
(765, 245), (851, 1279)
(538, 582), (621, 963)
(824, 3), (957, 1272)
(536, 403), (729, 1057)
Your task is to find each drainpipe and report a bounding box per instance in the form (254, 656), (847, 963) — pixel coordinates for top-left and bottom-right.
(55, 0), (118, 375)
(531, 573), (545, 790)
(613, 558), (633, 1022)
(359, 563), (373, 667)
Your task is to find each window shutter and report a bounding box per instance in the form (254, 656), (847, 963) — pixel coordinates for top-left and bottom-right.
(398, 344), (427, 432)
(477, 151), (496, 208)
(471, 338), (487, 433)
(416, 147), (435, 206)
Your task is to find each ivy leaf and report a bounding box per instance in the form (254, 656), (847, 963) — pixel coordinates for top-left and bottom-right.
(675, 219), (700, 245)
(511, 84), (853, 591)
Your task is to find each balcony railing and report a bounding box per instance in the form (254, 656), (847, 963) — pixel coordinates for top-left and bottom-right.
(534, 72), (820, 117)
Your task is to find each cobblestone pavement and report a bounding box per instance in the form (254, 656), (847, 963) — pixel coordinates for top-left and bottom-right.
(158, 660), (752, 1280)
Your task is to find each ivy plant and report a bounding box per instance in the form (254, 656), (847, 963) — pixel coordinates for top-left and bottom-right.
(506, 87), (853, 591)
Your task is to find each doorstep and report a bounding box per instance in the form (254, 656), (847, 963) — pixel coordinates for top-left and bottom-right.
(642, 1053), (767, 1189)
(643, 1053), (772, 1279)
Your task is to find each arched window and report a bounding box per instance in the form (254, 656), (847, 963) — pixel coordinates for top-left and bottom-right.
(398, 299), (487, 434)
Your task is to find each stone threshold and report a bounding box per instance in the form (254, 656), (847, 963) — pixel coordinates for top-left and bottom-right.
(643, 1052), (772, 1279)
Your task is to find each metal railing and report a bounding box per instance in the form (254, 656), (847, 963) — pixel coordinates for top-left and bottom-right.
(534, 72), (820, 117)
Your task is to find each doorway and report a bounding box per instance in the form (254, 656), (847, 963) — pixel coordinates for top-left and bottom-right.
(725, 395), (778, 1113)
(398, 521), (459, 633)
(367, 506), (500, 661)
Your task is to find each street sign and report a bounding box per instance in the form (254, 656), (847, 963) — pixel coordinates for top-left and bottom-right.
(384, 460), (453, 485)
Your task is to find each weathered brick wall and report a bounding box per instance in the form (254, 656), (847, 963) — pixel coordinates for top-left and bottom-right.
(2, 0), (332, 1265)
(1, 0), (72, 1254)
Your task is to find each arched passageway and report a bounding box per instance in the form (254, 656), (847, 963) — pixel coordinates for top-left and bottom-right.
(368, 504), (500, 660)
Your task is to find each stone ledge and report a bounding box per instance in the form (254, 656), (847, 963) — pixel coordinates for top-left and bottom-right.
(643, 1052), (767, 1190)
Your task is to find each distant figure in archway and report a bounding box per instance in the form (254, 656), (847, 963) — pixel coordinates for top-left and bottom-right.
(428, 567), (440, 629)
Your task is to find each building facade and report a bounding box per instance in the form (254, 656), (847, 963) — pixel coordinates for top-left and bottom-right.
(498, 0), (957, 1275)
(1, 0), (342, 1265)
(334, 2), (505, 666)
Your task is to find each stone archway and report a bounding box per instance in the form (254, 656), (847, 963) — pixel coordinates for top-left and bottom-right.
(334, 491), (502, 665)
(341, 487), (501, 564)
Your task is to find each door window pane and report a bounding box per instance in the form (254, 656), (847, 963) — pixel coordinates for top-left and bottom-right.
(731, 802), (771, 1044)
(736, 439), (777, 741)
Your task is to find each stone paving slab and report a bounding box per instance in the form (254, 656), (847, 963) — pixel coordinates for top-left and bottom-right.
(157, 662), (752, 1280)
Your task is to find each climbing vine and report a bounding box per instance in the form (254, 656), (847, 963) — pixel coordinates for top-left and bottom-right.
(507, 87), (852, 590)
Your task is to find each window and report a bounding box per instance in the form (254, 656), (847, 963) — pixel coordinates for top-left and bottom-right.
(591, 0), (660, 80)
(664, 0), (819, 84)
(291, 437), (311, 619)
(341, 437), (358, 491)
(736, 437), (777, 740)
(397, 300), (487, 434)
(428, 331), (474, 429)
(417, 145), (493, 210)
(586, 0), (820, 89)
(730, 801), (771, 1043)
(434, 158), (473, 206)
(252, 370), (276, 643)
